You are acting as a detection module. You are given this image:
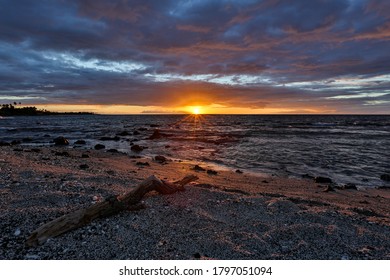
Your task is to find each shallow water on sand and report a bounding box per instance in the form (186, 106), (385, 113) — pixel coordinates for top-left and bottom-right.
(1, 114), (389, 188)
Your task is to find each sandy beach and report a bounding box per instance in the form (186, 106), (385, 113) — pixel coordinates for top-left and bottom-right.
(0, 145), (389, 260)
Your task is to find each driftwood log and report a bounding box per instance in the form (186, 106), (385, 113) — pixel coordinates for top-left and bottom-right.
(26, 174), (198, 247)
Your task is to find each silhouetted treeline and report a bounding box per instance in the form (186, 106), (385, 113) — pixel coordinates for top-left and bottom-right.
(0, 103), (93, 116)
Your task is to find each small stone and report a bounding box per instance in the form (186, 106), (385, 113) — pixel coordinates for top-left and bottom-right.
(235, 169), (243, 174)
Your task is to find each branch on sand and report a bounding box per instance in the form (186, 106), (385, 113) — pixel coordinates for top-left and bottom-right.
(26, 174), (198, 247)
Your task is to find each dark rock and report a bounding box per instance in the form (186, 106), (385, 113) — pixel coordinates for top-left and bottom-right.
(75, 140), (86, 145)
(155, 155), (167, 163)
(81, 154), (90, 158)
(302, 174), (314, 179)
(94, 144), (105, 150)
(150, 124), (160, 128)
(131, 145), (144, 152)
(323, 185), (335, 192)
(133, 131), (140, 135)
(343, 183), (357, 190)
(117, 131), (130, 136)
(165, 145), (171, 148)
(207, 169), (218, 175)
(0, 141), (11, 146)
(136, 161), (150, 166)
(22, 137), (33, 142)
(99, 136), (120, 141)
(148, 129), (171, 140)
(43, 134), (51, 138)
(193, 253), (201, 259)
(107, 149), (119, 153)
(193, 165), (206, 172)
(53, 136), (69, 146)
(235, 169), (243, 174)
(79, 164), (89, 170)
(129, 155), (142, 159)
(31, 148), (41, 153)
(11, 140), (21, 145)
(138, 127), (148, 131)
(13, 148), (24, 152)
(262, 180), (269, 183)
(55, 151), (69, 157)
(380, 174), (390, 181)
(314, 176), (332, 184)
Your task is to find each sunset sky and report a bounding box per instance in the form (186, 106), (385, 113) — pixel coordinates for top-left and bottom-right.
(1, 0), (390, 114)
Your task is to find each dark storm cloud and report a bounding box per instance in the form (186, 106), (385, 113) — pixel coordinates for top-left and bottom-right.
(0, 0), (390, 113)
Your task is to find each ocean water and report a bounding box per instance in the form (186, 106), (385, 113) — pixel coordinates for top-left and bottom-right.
(1, 114), (389, 188)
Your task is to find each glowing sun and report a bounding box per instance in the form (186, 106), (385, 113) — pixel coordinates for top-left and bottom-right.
(192, 107), (202, 115)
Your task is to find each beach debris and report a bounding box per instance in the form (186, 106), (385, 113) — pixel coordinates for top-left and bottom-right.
(53, 136), (69, 146)
(74, 139), (86, 145)
(314, 176), (332, 184)
(207, 169), (218, 175)
(380, 174), (390, 181)
(193, 165), (206, 172)
(94, 144), (105, 150)
(26, 174), (198, 247)
(131, 144), (144, 152)
(154, 155), (167, 163)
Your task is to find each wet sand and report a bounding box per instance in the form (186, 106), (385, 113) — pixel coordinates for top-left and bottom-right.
(0, 146), (389, 259)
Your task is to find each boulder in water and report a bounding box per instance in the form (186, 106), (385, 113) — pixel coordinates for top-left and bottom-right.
(53, 136), (69, 146)
(94, 144), (105, 150)
(131, 144), (144, 152)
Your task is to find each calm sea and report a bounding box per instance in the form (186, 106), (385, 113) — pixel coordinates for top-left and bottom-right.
(1, 114), (389, 188)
